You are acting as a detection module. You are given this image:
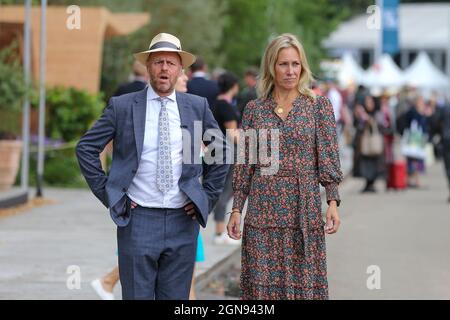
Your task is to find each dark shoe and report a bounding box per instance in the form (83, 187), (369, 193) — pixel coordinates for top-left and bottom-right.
(360, 185), (376, 193)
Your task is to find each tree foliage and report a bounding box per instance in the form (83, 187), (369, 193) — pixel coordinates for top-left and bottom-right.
(0, 42), (26, 138)
(218, 0), (348, 78)
(99, 0), (227, 99)
(4, 0), (433, 96)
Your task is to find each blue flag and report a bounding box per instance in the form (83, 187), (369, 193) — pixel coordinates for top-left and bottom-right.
(382, 0), (399, 55)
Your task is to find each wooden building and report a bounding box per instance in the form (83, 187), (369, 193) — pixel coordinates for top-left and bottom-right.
(0, 5), (150, 93)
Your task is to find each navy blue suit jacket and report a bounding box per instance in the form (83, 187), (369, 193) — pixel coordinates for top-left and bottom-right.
(187, 77), (219, 108)
(76, 87), (230, 228)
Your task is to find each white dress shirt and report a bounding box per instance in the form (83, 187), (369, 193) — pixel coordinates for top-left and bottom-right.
(127, 85), (189, 208)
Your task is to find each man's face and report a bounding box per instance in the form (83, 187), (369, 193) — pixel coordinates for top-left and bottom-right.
(244, 75), (257, 88)
(147, 51), (182, 96)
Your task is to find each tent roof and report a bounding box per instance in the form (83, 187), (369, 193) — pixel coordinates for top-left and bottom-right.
(323, 3), (450, 50)
(337, 52), (366, 87)
(403, 51), (450, 89)
(363, 54), (405, 88)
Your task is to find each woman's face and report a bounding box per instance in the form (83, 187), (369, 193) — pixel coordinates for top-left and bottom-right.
(416, 96), (425, 113)
(365, 95), (375, 112)
(274, 46), (301, 92)
(231, 83), (240, 98)
(175, 72), (188, 93)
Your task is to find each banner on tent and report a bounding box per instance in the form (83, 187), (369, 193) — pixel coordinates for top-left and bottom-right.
(382, 0), (399, 55)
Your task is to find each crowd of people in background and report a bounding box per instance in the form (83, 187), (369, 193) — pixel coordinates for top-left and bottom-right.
(181, 57), (450, 222)
(90, 54), (450, 300)
(314, 81), (450, 202)
(113, 56), (450, 251)
(183, 56), (450, 205)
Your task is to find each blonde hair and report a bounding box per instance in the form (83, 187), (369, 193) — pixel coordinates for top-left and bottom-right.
(257, 33), (315, 100)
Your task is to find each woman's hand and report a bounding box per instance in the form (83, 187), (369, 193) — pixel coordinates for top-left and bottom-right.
(227, 211), (242, 240)
(325, 201), (340, 234)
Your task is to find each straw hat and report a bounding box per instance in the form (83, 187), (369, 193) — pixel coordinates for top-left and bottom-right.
(133, 33), (196, 69)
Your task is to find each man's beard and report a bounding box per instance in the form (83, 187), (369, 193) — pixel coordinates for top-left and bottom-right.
(150, 77), (174, 94)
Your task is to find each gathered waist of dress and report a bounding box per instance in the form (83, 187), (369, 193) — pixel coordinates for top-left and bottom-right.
(254, 166), (318, 177)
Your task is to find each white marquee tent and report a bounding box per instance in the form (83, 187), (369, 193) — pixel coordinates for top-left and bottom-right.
(337, 52), (365, 87)
(402, 51), (450, 90)
(362, 54), (405, 89)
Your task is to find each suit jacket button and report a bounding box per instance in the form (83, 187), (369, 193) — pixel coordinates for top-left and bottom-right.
(132, 169), (137, 174)
(122, 187), (127, 192)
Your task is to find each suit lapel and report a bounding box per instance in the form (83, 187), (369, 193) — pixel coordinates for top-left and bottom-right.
(176, 92), (191, 128)
(176, 92), (194, 179)
(132, 87), (148, 161)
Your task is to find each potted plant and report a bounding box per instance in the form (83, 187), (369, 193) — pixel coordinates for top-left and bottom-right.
(0, 42), (26, 191)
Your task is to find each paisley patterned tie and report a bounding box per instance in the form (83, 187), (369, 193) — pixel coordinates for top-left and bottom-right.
(156, 97), (173, 193)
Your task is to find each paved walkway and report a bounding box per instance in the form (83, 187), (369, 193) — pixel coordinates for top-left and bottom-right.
(196, 160), (450, 300)
(0, 188), (237, 299)
(327, 161), (450, 299)
(2, 151), (448, 299)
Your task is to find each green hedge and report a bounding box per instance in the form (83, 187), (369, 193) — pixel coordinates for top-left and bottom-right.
(31, 86), (104, 142)
(16, 147), (89, 189)
(0, 42), (26, 138)
(21, 86), (106, 188)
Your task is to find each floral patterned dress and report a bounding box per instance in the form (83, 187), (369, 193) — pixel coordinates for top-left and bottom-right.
(232, 94), (343, 300)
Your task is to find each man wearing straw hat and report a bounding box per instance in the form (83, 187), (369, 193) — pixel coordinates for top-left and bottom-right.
(76, 33), (229, 299)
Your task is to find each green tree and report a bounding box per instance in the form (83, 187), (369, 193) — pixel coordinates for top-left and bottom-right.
(217, 0), (271, 77)
(0, 42), (26, 139)
(100, 0), (227, 99)
(219, 0), (346, 78)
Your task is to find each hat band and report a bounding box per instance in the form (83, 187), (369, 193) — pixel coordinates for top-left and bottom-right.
(149, 41), (181, 51)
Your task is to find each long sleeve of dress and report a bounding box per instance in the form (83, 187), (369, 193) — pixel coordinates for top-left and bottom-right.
(315, 95), (344, 206)
(232, 100), (256, 212)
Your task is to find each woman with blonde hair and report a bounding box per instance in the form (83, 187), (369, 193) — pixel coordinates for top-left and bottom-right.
(227, 33), (343, 300)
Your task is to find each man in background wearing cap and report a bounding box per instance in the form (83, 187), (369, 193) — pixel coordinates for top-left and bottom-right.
(76, 33), (230, 300)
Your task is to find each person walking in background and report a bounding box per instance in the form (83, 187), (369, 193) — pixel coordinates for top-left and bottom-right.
(112, 60), (149, 97)
(433, 101), (450, 202)
(187, 57), (219, 107)
(76, 33), (229, 300)
(351, 85), (368, 178)
(227, 33), (343, 300)
(379, 91), (395, 189)
(189, 230), (205, 299)
(402, 95), (429, 188)
(325, 79), (344, 135)
(237, 67), (258, 122)
(91, 267), (119, 300)
(354, 95), (384, 193)
(210, 72), (241, 246)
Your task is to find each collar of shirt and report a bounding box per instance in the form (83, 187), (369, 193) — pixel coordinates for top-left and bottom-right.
(191, 71), (208, 79)
(133, 76), (148, 83)
(146, 84), (177, 104)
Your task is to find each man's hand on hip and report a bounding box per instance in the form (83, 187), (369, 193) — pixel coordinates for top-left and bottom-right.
(184, 202), (197, 220)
